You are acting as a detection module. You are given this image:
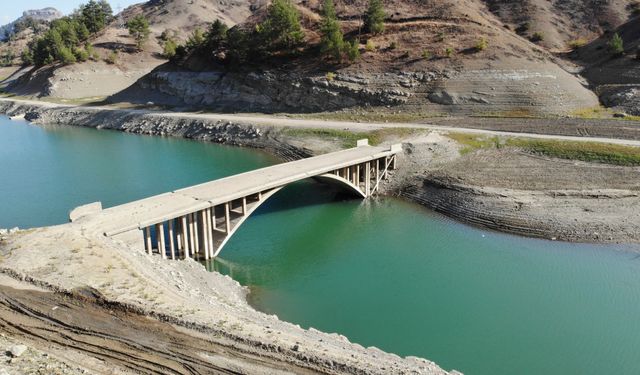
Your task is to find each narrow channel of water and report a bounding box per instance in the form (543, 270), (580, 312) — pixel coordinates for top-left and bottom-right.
(1, 116), (639, 375)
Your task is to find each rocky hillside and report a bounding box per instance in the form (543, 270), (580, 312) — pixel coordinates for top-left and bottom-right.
(109, 0), (599, 115)
(0, 8), (63, 41)
(483, 0), (636, 50)
(7, 0), (638, 115)
(568, 17), (640, 115)
(2, 0), (261, 100)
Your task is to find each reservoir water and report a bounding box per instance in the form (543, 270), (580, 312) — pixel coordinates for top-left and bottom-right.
(1, 116), (639, 375)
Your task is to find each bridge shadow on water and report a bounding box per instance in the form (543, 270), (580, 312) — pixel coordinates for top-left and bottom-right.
(206, 180), (371, 283)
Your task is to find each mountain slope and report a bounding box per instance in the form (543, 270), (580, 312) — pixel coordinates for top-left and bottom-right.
(483, 0), (635, 50)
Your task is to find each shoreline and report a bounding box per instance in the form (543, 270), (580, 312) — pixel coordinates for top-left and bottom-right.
(1, 97), (638, 244)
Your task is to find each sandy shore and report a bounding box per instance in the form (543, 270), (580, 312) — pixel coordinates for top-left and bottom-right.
(0, 224), (455, 374)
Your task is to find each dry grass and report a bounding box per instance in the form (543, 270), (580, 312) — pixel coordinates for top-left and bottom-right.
(507, 138), (640, 166)
(446, 132), (501, 154)
(570, 106), (640, 121)
(293, 111), (444, 123)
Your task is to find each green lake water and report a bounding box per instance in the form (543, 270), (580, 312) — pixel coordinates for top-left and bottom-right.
(1, 116), (639, 375)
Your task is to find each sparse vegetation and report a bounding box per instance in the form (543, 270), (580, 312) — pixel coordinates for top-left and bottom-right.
(365, 39), (376, 52)
(506, 139), (640, 166)
(475, 37), (488, 51)
(364, 0), (386, 35)
(127, 15), (151, 51)
(326, 71), (335, 81)
(448, 132), (640, 165)
(421, 49), (431, 59)
(105, 50), (118, 64)
(568, 38), (588, 50)
(608, 33), (624, 56)
(530, 32), (544, 42)
(444, 47), (454, 57)
(0, 51), (15, 67)
(515, 22), (530, 35)
(283, 127), (420, 148)
(346, 39), (360, 61)
(446, 133), (499, 155)
(162, 38), (178, 58)
(389, 41), (397, 50)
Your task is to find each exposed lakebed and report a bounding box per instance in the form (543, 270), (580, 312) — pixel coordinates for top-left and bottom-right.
(1, 116), (639, 375)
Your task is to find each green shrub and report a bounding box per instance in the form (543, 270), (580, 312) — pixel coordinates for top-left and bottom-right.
(105, 50), (118, 64)
(568, 38), (587, 50)
(326, 72), (335, 81)
(58, 46), (77, 65)
(608, 33), (624, 55)
(320, 0), (345, 61)
(364, 0), (385, 35)
(389, 41), (397, 50)
(163, 38), (178, 59)
(127, 15), (151, 50)
(259, 0), (305, 50)
(475, 37), (488, 51)
(421, 49), (431, 59)
(444, 47), (454, 57)
(73, 47), (90, 62)
(85, 43), (99, 60)
(365, 39), (375, 52)
(346, 39), (360, 61)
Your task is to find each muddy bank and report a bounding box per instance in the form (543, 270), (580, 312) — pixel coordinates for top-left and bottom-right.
(396, 147), (640, 244)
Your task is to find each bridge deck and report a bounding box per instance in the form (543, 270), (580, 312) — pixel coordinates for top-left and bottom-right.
(83, 144), (399, 237)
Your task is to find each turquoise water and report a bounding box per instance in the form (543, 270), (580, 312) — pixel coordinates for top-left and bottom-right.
(2, 116), (639, 375)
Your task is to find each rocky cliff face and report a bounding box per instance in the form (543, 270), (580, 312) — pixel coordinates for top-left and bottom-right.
(0, 8), (62, 41)
(111, 65), (598, 115)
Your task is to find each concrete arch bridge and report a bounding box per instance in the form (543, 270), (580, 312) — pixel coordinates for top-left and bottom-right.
(72, 140), (401, 260)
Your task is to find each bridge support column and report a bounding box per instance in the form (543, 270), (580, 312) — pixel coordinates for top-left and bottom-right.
(156, 223), (166, 259)
(365, 161), (371, 196)
(188, 213), (196, 258)
(182, 216), (190, 259)
(193, 212), (200, 259)
(225, 202), (231, 234)
(198, 211), (206, 260)
(168, 220), (176, 260)
(207, 208), (215, 258)
(144, 227), (152, 255)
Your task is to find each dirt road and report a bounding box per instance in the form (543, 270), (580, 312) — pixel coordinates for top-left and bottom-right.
(2, 97), (640, 146)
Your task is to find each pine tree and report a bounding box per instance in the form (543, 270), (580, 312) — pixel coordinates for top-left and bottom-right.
(609, 33), (624, 56)
(127, 15), (150, 50)
(260, 0), (305, 51)
(320, 0), (344, 61)
(364, 0), (385, 35)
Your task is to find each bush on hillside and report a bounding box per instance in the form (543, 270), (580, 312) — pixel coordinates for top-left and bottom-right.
(127, 15), (151, 51)
(608, 33), (624, 56)
(364, 0), (385, 35)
